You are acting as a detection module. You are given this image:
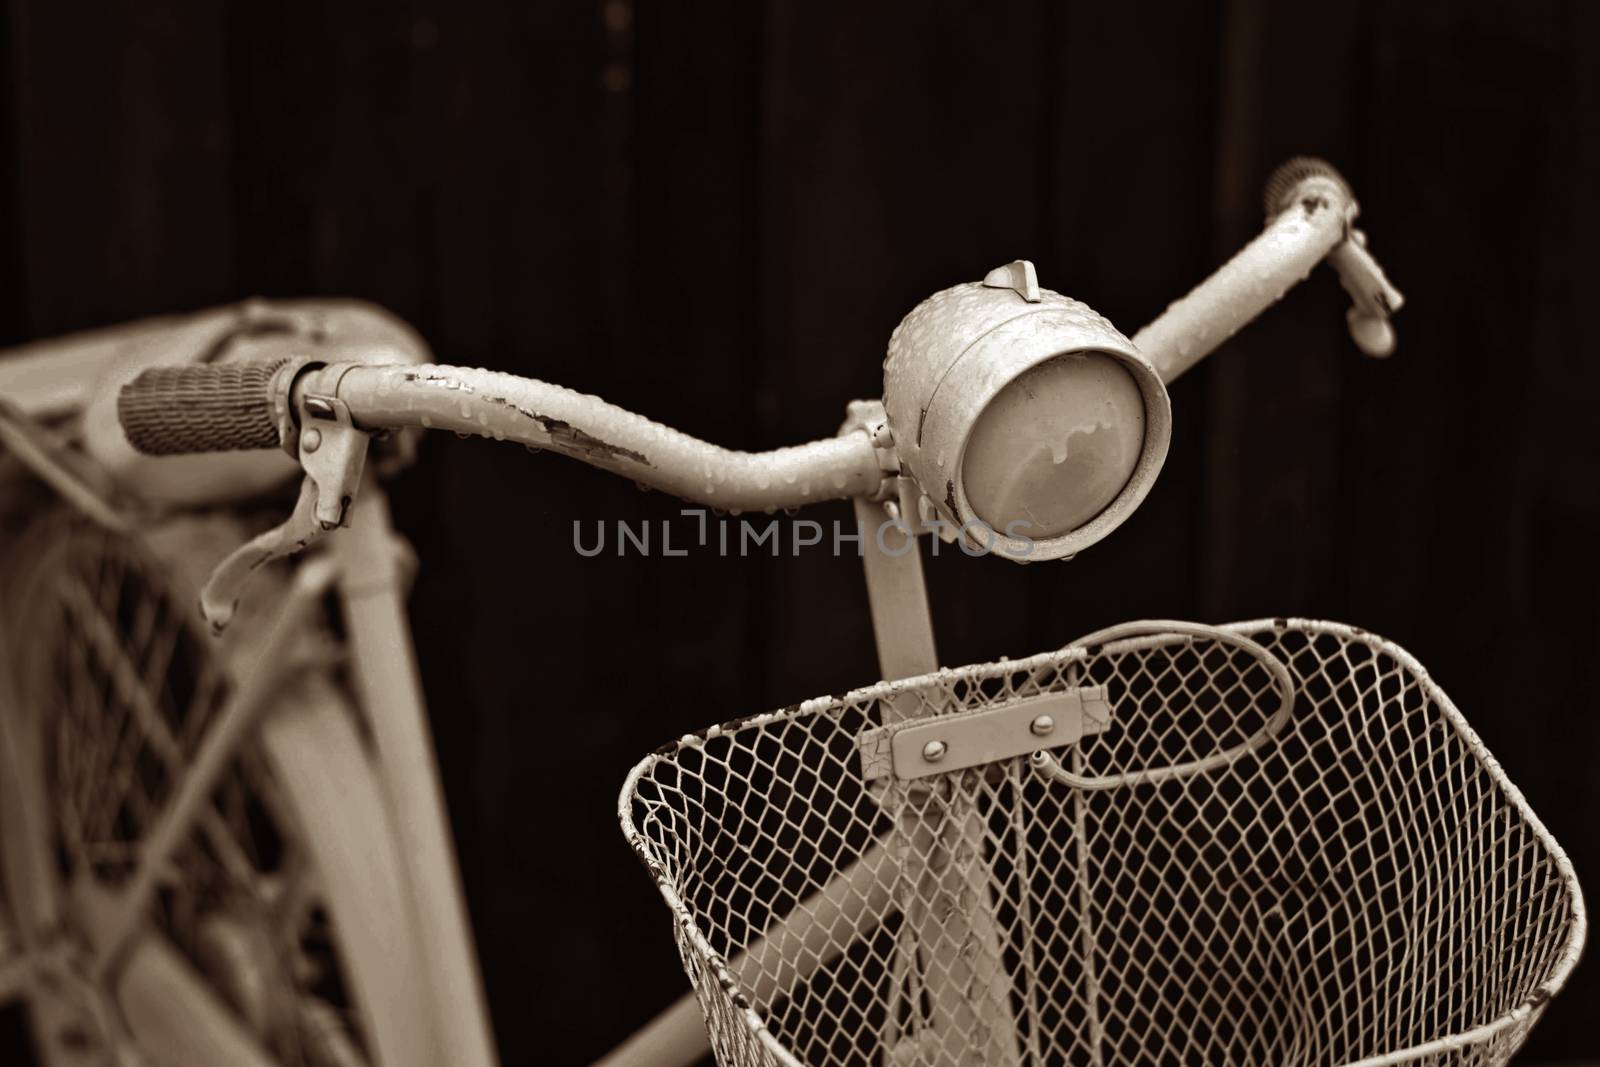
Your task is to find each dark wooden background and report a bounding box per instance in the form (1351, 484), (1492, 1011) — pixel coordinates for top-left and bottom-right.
(1, 1), (1595, 1063)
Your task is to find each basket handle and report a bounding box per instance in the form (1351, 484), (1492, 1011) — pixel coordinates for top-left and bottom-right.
(1029, 620), (1295, 791)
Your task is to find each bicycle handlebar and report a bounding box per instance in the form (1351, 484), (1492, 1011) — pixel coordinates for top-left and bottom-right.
(117, 360), (890, 512)
(116, 157), (1397, 523)
(337, 363), (887, 509)
(107, 156), (1398, 636)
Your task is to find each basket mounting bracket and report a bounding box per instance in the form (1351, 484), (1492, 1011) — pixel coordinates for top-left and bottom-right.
(858, 685), (1113, 782)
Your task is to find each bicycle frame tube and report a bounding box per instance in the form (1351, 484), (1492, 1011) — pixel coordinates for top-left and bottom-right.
(334, 477), (500, 1067)
(856, 497), (1023, 1066)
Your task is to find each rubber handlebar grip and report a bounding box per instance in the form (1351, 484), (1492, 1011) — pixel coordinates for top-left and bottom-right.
(117, 360), (288, 455)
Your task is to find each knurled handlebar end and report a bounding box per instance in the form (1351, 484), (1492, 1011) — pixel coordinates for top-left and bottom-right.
(1263, 157), (1354, 219)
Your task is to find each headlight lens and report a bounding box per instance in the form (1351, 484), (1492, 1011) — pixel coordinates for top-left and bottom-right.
(961, 352), (1146, 541)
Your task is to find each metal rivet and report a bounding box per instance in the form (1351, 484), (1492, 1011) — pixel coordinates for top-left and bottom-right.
(1030, 715), (1055, 737)
(921, 739), (947, 763)
(301, 428), (322, 453)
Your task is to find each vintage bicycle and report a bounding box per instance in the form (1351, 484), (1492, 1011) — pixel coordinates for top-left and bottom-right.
(0, 159), (1583, 1067)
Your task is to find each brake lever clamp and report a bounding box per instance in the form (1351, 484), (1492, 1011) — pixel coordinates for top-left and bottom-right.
(197, 380), (371, 633)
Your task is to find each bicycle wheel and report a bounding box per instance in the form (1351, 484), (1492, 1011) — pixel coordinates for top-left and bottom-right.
(0, 510), (437, 1067)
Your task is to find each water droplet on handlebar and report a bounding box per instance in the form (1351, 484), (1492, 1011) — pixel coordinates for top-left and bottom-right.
(524, 445), (543, 455)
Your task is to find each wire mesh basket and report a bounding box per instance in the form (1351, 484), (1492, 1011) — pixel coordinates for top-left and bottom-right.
(620, 619), (1585, 1067)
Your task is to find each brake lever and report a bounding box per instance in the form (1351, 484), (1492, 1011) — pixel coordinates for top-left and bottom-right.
(1328, 228), (1404, 357)
(198, 379), (370, 632)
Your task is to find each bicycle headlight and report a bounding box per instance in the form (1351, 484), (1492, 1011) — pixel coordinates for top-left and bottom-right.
(882, 261), (1170, 561)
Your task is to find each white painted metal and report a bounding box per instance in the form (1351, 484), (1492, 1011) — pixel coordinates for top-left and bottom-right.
(865, 685), (1114, 782)
(853, 496), (939, 683)
(312, 361), (888, 512)
(881, 266), (1171, 561)
(115, 932), (280, 1067)
(1027, 620), (1294, 791)
(259, 671), (444, 1067)
(622, 620), (1586, 1067)
(1134, 173), (1352, 384)
(0, 323), (137, 419)
(335, 479), (500, 1067)
(846, 494), (1023, 1067)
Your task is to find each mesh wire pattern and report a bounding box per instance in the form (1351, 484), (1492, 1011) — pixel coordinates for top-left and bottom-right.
(620, 619), (1585, 1067)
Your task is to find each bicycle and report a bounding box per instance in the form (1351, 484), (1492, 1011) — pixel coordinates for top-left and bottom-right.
(0, 158), (1582, 1067)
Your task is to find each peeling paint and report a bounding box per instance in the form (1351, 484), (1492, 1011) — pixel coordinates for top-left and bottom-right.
(539, 416), (650, 466)
(470, 393), (651, 466)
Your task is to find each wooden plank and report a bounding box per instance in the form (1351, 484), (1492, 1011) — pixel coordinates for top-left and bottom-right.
(1193, 0), (1362, 621)
(6, 2), (236, 335)
(227, 3), (432, 314)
